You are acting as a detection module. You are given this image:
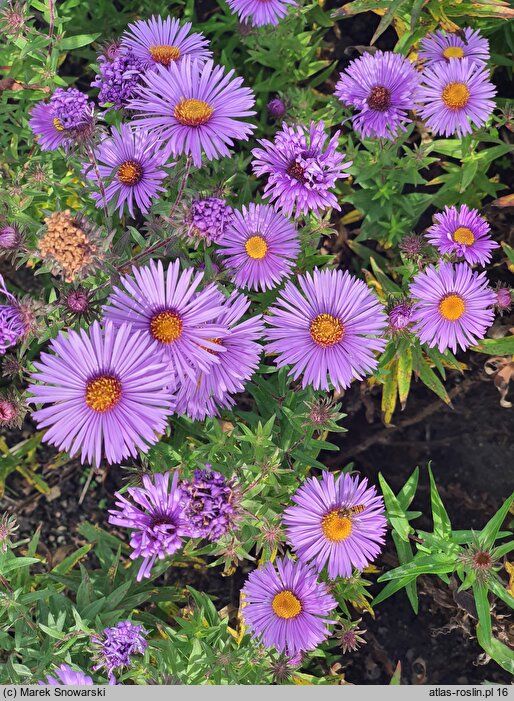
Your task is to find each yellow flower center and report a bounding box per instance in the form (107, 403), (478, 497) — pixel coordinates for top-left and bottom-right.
(453, 226), (475, 246)
(53, 118), (65, 131)
(442, 82), (470, 110)
(443, 46), (465, 60)
(85, 375), (122, 413)
(150, 310), (183, 344)
(271, 590), (302, 619)
(309, 313), (344, 347)
(245, 235), (268, 260)
(117, 160), (143, 186)
(149, 44), (181, 65)
(439, 293), (466, 321)
(321, 510), (353, 542)
(174, 98), (214, 127)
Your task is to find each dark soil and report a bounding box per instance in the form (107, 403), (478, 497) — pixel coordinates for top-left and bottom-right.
(1, 0), (513, 687)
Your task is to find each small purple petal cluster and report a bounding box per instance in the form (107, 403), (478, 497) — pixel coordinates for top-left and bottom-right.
(267, 97), (286, 119)
(0, 274), (27, 355)
(180, 466), (238, 541)
(252, 121), (351, 218)
(388, 301), (413, 333)
(187, 196), (234, 244)
(93, 621), (147, 684)
(91, 50), (145, 110)
(39, 665), (93, 686)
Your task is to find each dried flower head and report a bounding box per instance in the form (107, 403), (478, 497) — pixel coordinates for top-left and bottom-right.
(302, 396), (346, 433)
(335, 618), (367, 654)
(1, 353), (24, 380)
(0, 513), (18, 553)
(458, 537), (500, 585)
(0, 224), (23, 259)
(59, 285), (100, 325)
(39, 210), (102, 282)
(0, 1), (27, 36)
(0, 390), (26, 429)
(180, 466), (240, 541)
(399, 233), (426, 259)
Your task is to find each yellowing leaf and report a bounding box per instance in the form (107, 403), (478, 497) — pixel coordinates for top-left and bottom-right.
(504, 561), (514, 597)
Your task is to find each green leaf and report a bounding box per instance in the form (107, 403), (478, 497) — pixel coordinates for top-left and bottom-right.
(472, 336), (514, 356)
(381, 361), (398, 425)
(59, 33), (101, 50)
(397, 347), (412, 411)
(390, 661), (402, 685)
(428, 465), (452, 539)
(378, 553), (457, 582)
(473, 583), (492, 640)
(476, 626), (514, 675)
(51, 544), (92, 575)
(397, 467), (419, 511)
(379, 473), (411, 542)
(480, 491), (514, 549)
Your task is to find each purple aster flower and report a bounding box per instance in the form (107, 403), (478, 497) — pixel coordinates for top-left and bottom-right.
(334, 50), (420, 140)
(409, 261), (496, 353)
(174, 291), (263, 419)
(103, 259), (228, 381)
(94, 621), (147, 684)
(39, 664), (93, 686)
(252, 121), (351, 218)
(0, 274), (27, 355)
(29, 88), (94, 151)
(241, 557), (337, 655)
(109, 471), (188, 580)
(226, 0), (297, 27)
(175, 384), (235, 421)
(264, 268), (387, 391)
(180, 465), (239, 541)
(91, 50), (145, 110)
(128, 57), (256, 167)
(187, 197), (233, 244)
(121, 15), (211, 68)
(268, 97), (286, 119)
(283, 471), (387, 580)
(29, 321), (174, 467)
(217, 203), (300, 291)
(419, 28), (489, 67)
(84, 124), (172, 218)
(388, 301), (413, 333)
(417, 58), (496, 137)
(425, 204), (498, 266)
